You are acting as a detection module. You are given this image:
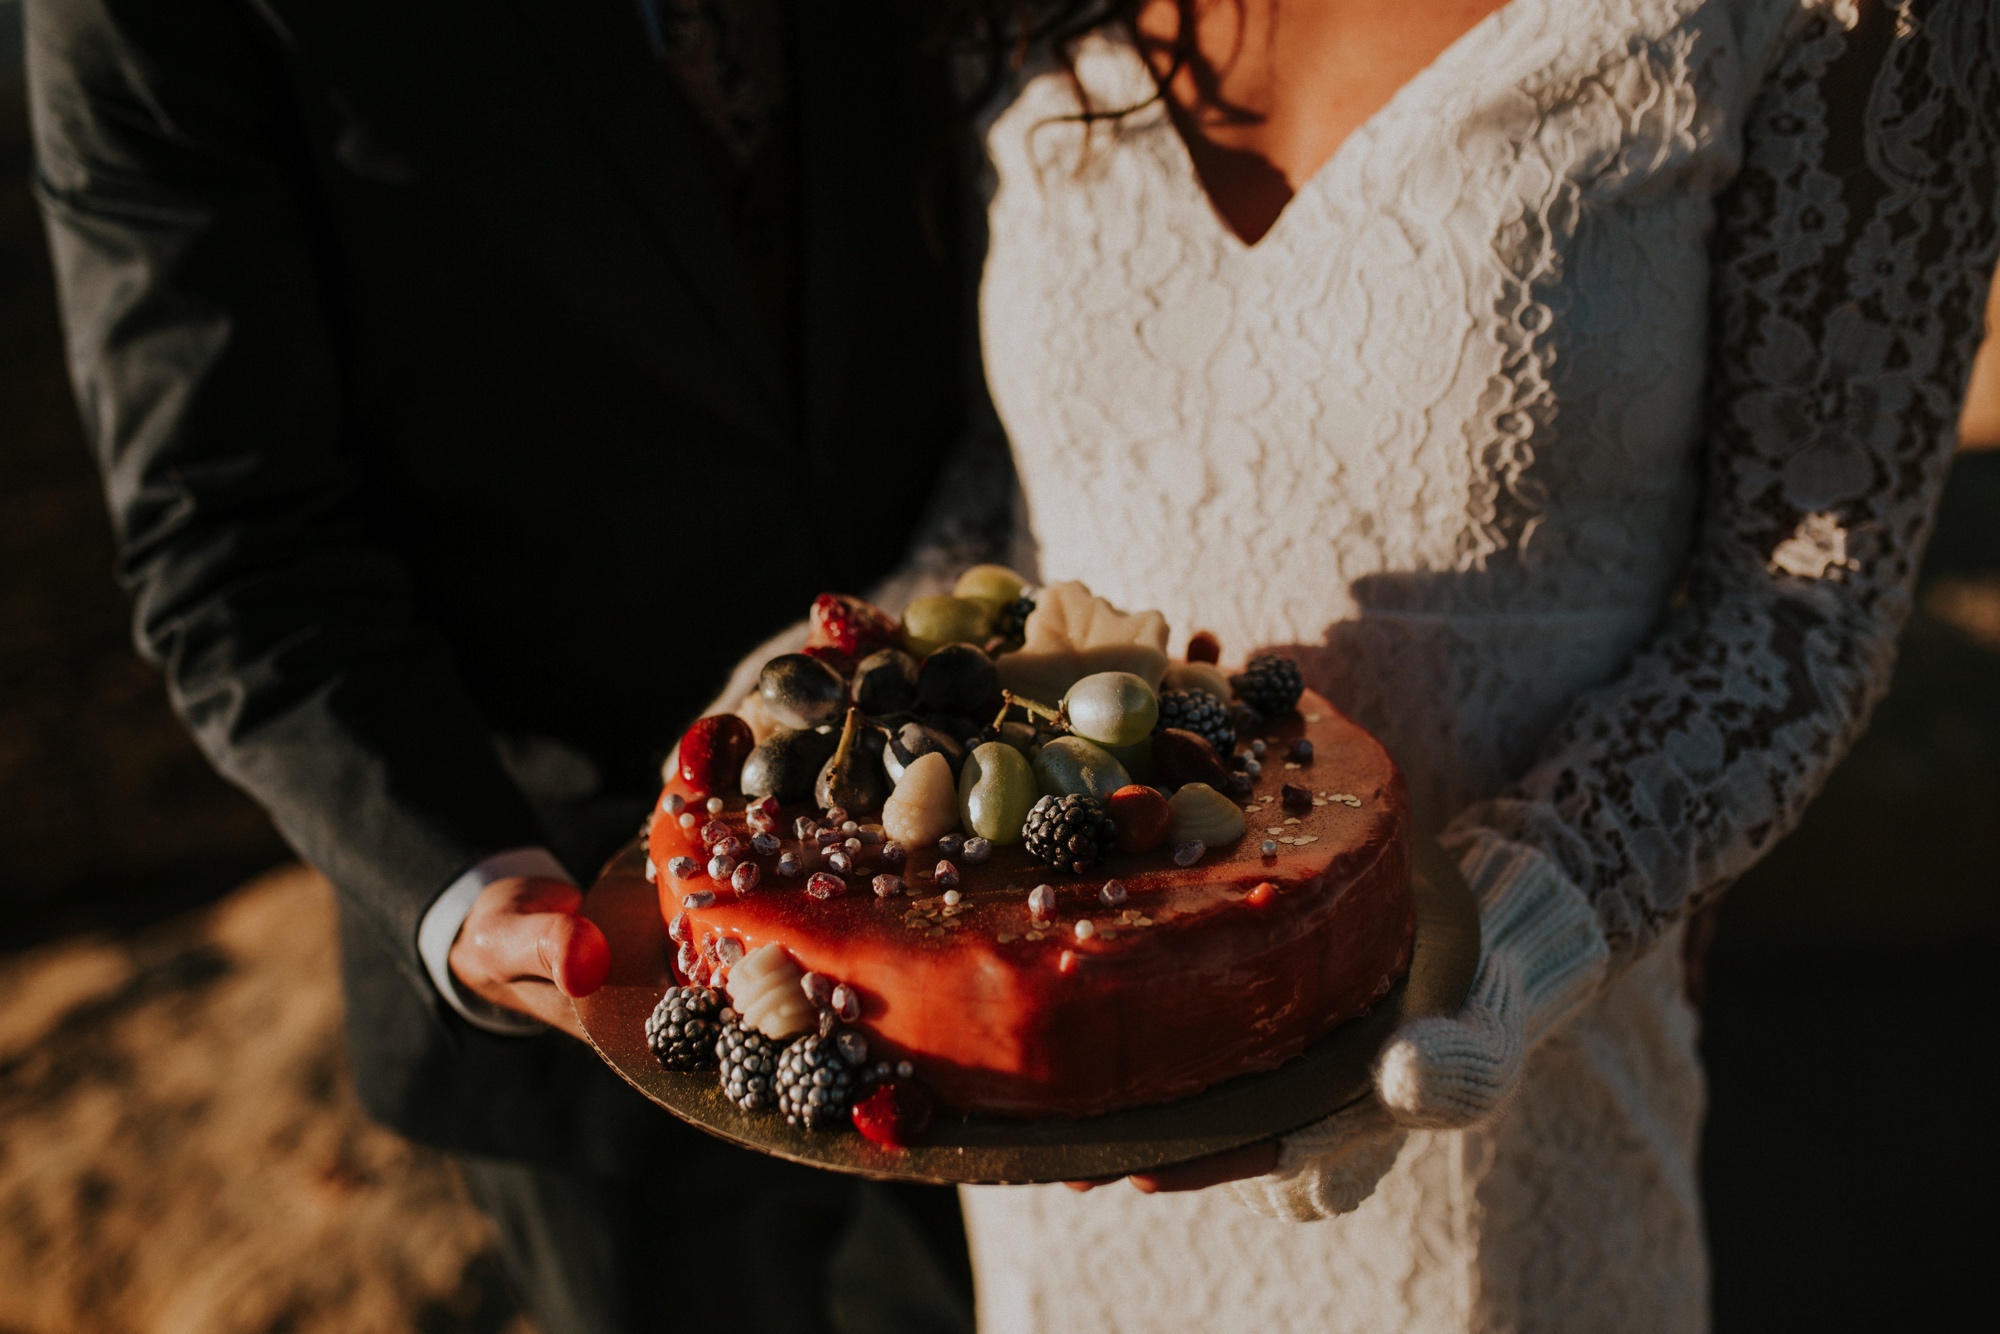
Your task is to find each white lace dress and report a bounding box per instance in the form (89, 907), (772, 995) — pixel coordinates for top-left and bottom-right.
(955, 1), (2000, 1329)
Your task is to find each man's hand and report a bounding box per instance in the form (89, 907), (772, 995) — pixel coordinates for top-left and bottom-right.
(448, 876), (611, 1039)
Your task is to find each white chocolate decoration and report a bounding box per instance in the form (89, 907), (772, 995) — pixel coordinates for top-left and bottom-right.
(882, 751), (960, 849)
(725, 943), (817, 1039)
(1167, 783), (1248, 847)
(997, 581), (1169, 703)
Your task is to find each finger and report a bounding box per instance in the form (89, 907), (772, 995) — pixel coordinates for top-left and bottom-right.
(1063, 1177), (1123, 1192)
(489, 978), (589, 1040)
(1128, 1141), (1280, 1193)
(456, 895), (599, 994)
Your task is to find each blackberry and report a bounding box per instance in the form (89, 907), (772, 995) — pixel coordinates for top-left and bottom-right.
(992, 595), (1036, 649)
(1155, 689), (1236, 754)
(645, 985), (723, 1072)
(716, 1015), (782, 1112)
(774, 1033), (858, 1130)
(1022, 793), (1118, 874)
(1232, 654), (1304, 717)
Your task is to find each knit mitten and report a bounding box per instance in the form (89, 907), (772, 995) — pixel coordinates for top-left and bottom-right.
(1228, 836), (1609, 1221)
(1375, 836), (1608, 1127)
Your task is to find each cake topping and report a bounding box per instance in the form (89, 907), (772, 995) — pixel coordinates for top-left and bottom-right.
(775, 1034), (856, 1130)
(1167, 783), (1247, 848)
(727, 944), (816, 1040)
(1232, 653), (1306, 717)
(1023, 793), (1119, 874)
(645, 985), (723, 1072)
(716, 1017), (782, 1111)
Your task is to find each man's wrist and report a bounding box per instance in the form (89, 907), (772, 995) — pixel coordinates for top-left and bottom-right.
(417, 847), (575, 1036)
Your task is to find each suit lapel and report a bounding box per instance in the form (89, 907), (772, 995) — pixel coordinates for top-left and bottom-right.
(505, 0), (789, 412)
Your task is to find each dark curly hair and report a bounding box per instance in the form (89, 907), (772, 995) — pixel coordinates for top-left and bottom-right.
(938, 0), (1202, 121)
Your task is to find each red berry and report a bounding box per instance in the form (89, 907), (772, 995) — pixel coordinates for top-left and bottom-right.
(851, 1081), (933, 1148)
(1186, 630), (1222, 664)
(808, 593), (900, 659)
(679, 714), (754, 796)
(1106, 784), (1172, 853)
(1246, 881), (1278, 907)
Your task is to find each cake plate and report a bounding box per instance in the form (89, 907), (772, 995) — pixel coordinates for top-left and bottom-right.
(575, 838), (1478, 1185)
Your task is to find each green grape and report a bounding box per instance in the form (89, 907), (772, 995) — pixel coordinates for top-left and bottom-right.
(902, 595), (994, 657)
(1062, 671), (1160, 748)
(952, 564), (1030, 611)
(957, 741), (1038, 845)
(1033, 736), (1132, 802)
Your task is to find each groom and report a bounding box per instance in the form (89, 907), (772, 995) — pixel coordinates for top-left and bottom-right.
(28, 0), (974, 1327)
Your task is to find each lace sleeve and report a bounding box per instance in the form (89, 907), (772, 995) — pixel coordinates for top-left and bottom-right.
(1443, 0), (2000, 962)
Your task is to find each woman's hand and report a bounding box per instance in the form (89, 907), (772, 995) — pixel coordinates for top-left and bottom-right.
(448, 875), (611, 1039)
(1066, 1140), (1281, 1194)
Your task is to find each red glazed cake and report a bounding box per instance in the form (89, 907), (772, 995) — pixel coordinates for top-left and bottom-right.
(646, 687), (1413, 1120)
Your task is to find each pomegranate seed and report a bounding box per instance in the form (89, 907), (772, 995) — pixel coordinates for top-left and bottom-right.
(1186, 630), (1222, 664)
(872, 874), (906, 898)
(1282, 784), (1313, 811)
(830, 984), (861, 1022)
(1246, 881), (1278, 907)
(806, 872), (846, 900)
(732, 863), (761, 893)
(801, 972), (834, 1006)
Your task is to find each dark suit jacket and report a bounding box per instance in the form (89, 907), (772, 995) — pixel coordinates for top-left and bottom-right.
(28, 0), (965, 1168)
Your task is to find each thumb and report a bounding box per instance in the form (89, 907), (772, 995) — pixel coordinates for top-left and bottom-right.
(1375, 954), (1525, 1129)
(461, 880), (611, 998)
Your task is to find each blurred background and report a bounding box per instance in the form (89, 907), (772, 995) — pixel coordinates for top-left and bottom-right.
(1, 2), (1995, 1330)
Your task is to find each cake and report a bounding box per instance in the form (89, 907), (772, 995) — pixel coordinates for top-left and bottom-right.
(643, 574), (1413, 1140)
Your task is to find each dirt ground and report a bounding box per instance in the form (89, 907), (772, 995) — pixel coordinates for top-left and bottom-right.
(2, 6), (1997, 1332)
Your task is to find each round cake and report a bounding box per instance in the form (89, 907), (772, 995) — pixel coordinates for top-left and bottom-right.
(641, 573), (1413, 1131)
(648, 693), (1410, 1118)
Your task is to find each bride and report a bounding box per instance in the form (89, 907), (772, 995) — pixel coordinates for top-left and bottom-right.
(914, 0), (2000, 1329)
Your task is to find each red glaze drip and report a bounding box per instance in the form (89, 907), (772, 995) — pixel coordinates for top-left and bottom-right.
(650, 690), (1413, 1117)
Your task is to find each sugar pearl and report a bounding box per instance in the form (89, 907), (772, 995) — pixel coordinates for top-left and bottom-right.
(706, 797), (725, 814)
(1074, 919), (1096, 941)
(661, 793), (686, 815)
(678, 812), (698, 829)
(1261, 840), (1278, 856)
(942, 889), (962, 907)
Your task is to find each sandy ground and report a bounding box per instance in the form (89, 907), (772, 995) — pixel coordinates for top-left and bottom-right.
(0, 866), (531, 1334)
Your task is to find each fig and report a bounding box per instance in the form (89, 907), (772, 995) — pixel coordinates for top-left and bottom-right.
(815, 708), (887, 814)
(852, 648), (920, 715)
(741, 727), (837, 803)
(1063, 672), (1159, 748)
(902, 594), (994, 658)
(678, 714), (754, 796)
(881, 751), (960, 848)
(957, 740), (1038, 845)
(758, 653), (847, 730)
(916, 642), (1000, 717)
(1152, 727), (1231, 790)
(1032, 735), (1131, 801)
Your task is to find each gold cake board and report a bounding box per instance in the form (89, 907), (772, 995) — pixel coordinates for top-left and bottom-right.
(575, 839), (1478, 1185)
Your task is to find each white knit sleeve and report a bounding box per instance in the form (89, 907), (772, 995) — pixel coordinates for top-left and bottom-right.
(1443, 0), (2000, 964)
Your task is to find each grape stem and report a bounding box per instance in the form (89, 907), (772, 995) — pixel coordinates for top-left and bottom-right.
(994, 691), (1064, 731)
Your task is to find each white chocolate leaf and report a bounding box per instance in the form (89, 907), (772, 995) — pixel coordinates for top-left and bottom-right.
(997, 581), (1170, 702)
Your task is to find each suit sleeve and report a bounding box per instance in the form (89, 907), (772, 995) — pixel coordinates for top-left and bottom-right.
(26, 0), (547, 967)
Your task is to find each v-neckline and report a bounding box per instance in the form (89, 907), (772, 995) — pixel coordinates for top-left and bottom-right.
(1113, 0), (1533, 253)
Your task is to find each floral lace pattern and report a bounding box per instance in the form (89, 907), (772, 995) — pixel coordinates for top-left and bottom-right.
(960, 0), (1999, 1328)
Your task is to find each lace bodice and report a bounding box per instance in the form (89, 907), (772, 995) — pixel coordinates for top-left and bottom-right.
(979, 0), (1999, 964)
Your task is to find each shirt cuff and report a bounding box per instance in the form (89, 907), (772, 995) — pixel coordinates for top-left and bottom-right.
(417, 846), (575, 1037)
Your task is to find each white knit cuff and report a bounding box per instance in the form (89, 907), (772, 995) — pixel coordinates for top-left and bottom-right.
(1458, 834), (1610, 1046)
